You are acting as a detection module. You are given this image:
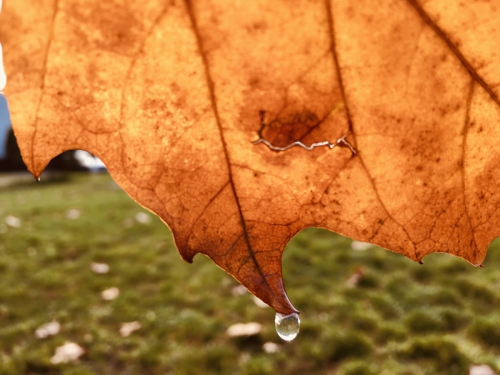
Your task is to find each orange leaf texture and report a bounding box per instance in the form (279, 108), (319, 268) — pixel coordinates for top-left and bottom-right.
(2, 0), (500, 315)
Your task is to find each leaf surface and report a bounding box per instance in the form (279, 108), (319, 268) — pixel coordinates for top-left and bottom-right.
(2, 0), (500, 314)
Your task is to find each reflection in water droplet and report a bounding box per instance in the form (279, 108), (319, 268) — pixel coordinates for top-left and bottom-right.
(275, 312), (300, 341)
(0, 44), (5, 91)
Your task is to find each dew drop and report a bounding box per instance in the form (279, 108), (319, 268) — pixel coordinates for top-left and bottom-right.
(275, 312), (300, 341)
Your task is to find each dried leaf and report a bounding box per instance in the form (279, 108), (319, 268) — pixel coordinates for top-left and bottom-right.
(101, 287), (119, 301)
(119, 321), (142, 337)
(5, 215), (20, 228)
(226, 322), (262, 337)
(34, 320), (61, 339)
(2, 0), (500, 314)
(469, 365), (497, 375)
(50, 342), (84, 364)
(90, 262), (110, 274)
(262, 342), (280, 353)
(65, 208), (81, 220)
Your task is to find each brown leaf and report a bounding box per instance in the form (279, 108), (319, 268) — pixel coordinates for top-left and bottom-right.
(2, 0), (500, 315)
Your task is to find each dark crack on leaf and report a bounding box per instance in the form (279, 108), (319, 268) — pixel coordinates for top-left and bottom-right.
(253, 110), (357, 154)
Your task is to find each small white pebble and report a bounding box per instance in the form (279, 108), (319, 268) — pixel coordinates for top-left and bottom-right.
(226, 322), (262, 337)
(351, 241), (372, 251)
(65, 209), (81, 220)
(34, 321), (60, 339)
(90, 262), (109, 274)
(120, 321), (142, 337)
(252, 295), (269, 309)
(101, 287), (120, 301)
(263, 342), (280, 353)
(50, 342), (84, 364)
(5, 215), (21, 228)
(135, 212), (151, 224)
(469, 365), (497, 375)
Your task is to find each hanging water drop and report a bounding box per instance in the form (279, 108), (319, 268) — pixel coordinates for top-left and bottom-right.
(275, 312), (300, 341)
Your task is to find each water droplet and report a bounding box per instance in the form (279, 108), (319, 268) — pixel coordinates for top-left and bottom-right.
(275, 312), (300, 341)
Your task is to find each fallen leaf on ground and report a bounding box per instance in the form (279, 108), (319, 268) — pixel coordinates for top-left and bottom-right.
(5, 215), (20, 228)
(3, 0), (500, 314)
(351, 241), (372, 251)
(135, 212), (152, 224)
(90, 262), (110, 274)
(65, 209), (81, 220)
(101, 287), (120, 301)
(226, 322), (262, 337)
(50, 342), (84, 364)
(34, 321), (60, 339)
(120, 321), (142, 337)
(469, 365), (497, 375)
(262, 342), (280, 353)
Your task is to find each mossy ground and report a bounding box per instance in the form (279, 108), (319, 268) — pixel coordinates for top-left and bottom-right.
(1, 173), (499, 375)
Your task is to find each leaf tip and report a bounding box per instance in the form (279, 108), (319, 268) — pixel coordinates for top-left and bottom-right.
(179, 250), (195, 264)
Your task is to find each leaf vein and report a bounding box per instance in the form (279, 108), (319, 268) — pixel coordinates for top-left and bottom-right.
(183, 0), (291, 312)
(407, 0), (500, 107)
(325, 0), (416, 257)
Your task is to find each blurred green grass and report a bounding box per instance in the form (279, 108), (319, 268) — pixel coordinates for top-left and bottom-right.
(0, 173), (499, 374)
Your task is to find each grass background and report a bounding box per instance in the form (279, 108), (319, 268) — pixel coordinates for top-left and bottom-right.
(1, 173), (500, 375)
